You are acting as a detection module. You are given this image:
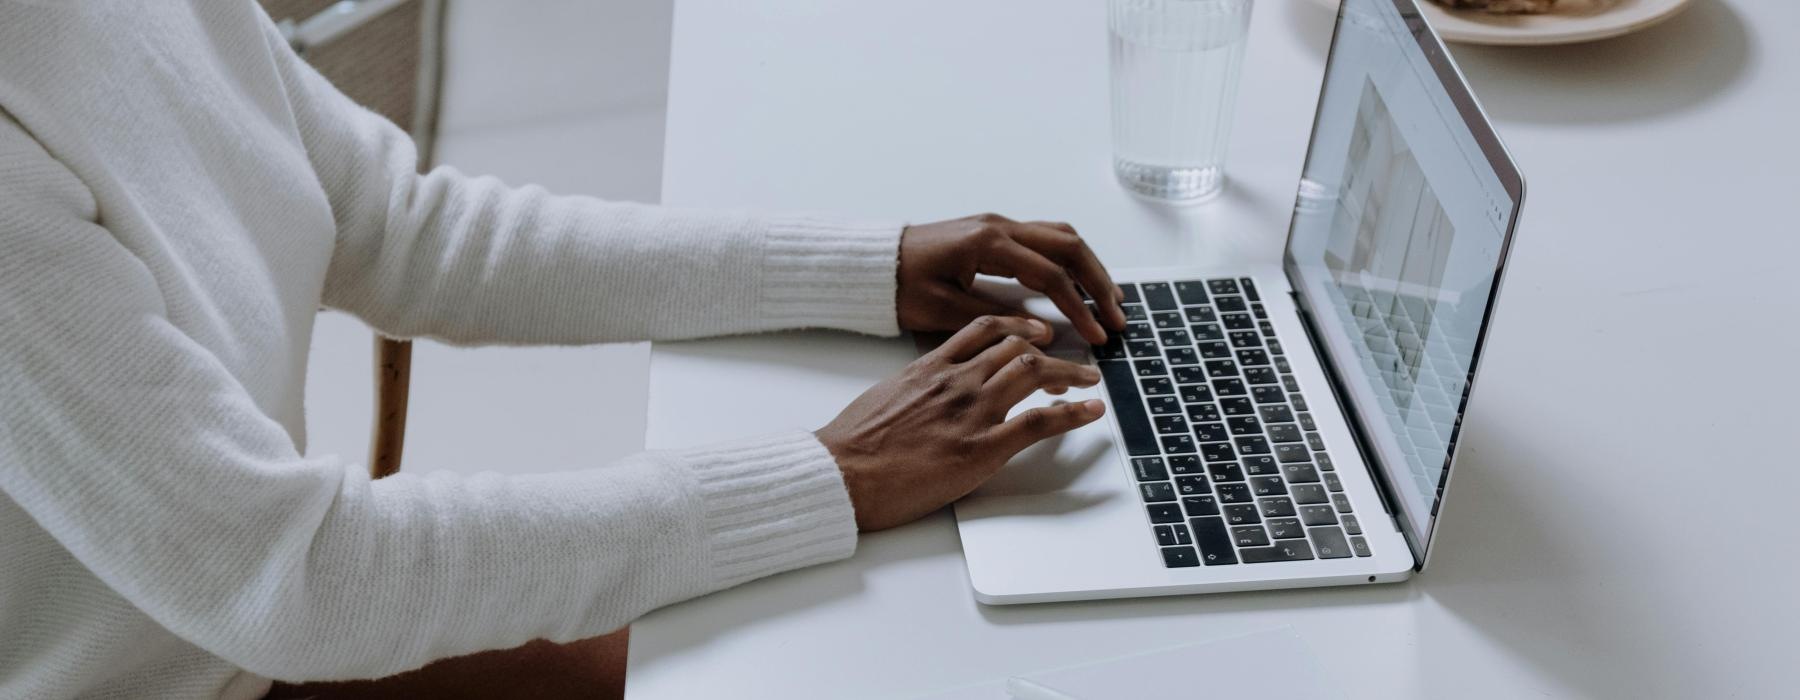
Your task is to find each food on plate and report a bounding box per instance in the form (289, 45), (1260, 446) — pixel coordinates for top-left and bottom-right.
(1429, 0), (1558, 13)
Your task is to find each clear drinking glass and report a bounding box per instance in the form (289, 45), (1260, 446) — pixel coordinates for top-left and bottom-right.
(1109, 0), (1254, 202)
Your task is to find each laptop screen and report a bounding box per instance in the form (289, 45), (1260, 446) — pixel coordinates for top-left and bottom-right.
(1284, 0), (1521, 560)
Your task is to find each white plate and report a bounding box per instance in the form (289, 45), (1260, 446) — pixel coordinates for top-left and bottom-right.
(1306, 0), (1694, 46)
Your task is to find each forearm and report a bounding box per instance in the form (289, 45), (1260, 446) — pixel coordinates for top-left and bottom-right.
(319, 164), (905, 344)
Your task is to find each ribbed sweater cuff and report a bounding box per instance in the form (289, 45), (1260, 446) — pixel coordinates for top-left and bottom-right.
(674, 431), (860, 590)
(760, 216), (905, 337)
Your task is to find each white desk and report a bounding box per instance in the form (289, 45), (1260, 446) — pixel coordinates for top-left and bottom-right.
(628, 1), (1800, 697)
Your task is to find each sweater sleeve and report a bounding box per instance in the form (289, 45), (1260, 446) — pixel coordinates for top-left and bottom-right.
(261, 20), (903, 345)
(0, 140), (858, 681)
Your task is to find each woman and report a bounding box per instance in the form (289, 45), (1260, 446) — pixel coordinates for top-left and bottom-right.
(0, 2), (1128, 698)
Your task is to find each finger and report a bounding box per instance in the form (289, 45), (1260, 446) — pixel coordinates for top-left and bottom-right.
(981, 353), (1101, 410)
(988, 399), (1107, 455)
(940, 289), (1051, 341)
(1017, 222), (1128, 332)
(931, 315), (1051, 363)
(979, 239), (1110, 346)
(967, 333), (1045, 378)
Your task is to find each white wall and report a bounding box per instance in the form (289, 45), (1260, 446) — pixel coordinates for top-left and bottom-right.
(303, 0), (673, 475)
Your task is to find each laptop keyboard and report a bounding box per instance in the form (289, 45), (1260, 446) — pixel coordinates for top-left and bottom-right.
(1091, 278), (1371, 567)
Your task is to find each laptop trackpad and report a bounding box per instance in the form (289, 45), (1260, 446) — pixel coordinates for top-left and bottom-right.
(967, 384), (1125, 498)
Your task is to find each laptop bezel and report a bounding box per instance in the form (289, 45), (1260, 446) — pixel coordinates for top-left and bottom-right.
(1279, 0), (1527, 569)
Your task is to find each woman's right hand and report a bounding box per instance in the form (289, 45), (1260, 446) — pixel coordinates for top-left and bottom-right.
(815, 315), (1107, 532)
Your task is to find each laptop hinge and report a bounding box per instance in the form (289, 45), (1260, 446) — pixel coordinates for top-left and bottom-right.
(1287, 289), (1425, 567)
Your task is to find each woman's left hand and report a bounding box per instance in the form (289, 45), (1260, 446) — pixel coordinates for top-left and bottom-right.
(896, 213), (1127, 346)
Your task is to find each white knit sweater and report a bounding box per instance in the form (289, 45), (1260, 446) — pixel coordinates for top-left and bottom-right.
(0, 3), (904, 698)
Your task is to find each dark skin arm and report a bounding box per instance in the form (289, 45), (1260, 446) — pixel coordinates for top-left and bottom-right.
(819, 214), (1126, 531)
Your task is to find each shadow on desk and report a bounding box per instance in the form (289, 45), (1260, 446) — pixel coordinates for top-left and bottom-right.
(1284, 0), (1752, 125)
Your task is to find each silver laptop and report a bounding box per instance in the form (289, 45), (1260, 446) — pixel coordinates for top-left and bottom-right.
(953, 0), (1525, 604)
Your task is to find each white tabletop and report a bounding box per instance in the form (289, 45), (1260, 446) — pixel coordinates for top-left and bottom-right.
(628, 1), (1800, 697)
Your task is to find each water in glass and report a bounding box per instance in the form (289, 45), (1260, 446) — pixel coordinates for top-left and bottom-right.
(1109, 0), (1254, 201)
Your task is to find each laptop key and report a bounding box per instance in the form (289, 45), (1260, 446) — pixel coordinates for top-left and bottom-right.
(1147, 503), (1184, 524)
(1267, 424), (1303, 443)
(1205, 360), (1239, 379)
(1290, 484), (1329, 504)
(1142, 282), (1177, 310)
(1183, 495), (1221, 516)
(1240, 540), (1314, 563)
(1179, 385), (1212, 405)
(1214, 378), (1247, 397)
(1093, 335), (1126, 360)
(1124, 305), (1148, 322)
(1171, 523), (1193, 546)
(1215, 483), (1252, 503)
(1282, 375), (1302, 392)
(1236, 348), (1270, 366)
(1154, 415), (1187, 435)
(1227, 416), (1261, 435)
(1239, 278), (1260, 301)
(1193, 422), (1228, 443)
(1308, 527), (1353, 559)
(1266, 518), (1305, 539)
(1175, 281), (1210, 305)
(1274, 356), (1292, 373)
(1132, 458), (1169, 482)
(1258, 497), (1297, 518)
(1192, 323), (1225, 342)
(1222, 313), (1255, 331)
(1198, 341), (1232, 359)
(1140, 482), (1176, 502)
(1184, 306), (1218, 324)
(1142, 378), (1174, 396)
(1250, 303), (1267, 320)
(1350, 536), (1372, 557)
(1242, 455), (1279, 475)
(1274, 444), (1311, 463)
(1232, 525), (1271, 547)
(1259, 320), (1277, 337)
(1155, 525), (1179, 547)
(1298, 505), (1337, 526)
(1208, 279), (1239, 295)
(1332, 493), (1354, 513)
(1174, 475), (1209, 495)
(1235, 436), (1271, 456)
(1250, 475), (1286, 496)
(1267, 339), (1284, 355)
(1223, 504), (1261, 525)
(1174, 367), (1208, 385)
(1216, 295), (1247, 313)
(1189, 517), (1238, 565)
(1168, 455), (1203, 474)
(1166, 347), (1200, 366)
(1292, 394), (1310, 412)
(1098, 361), (1158, 456)
(1135, 359), (1168, 377)
(1201, 442), (1236, 464)
(1220, 397), (1256, 415)
(1229, 330), (1261, 348)
(1159, 329), (1192, 347)
(1124, 322), (1156, 341)
(1297, 412), (1316, 430)
(1243, 367), (1279, 385)
(1323, 472), (1343, 492)
(1208, 463), (1247, 484)
(1161, 546), (1201, 568)
(1161, 435), (1197, 454)
(1306, 432), (1327, 451)
(1119, 283), (1141, 304)
(1152, 311), (1184, 330)
(1315, 453), (1334, 471)
(1186, 402), (1222, 423)
(1251, 386), (1285, 404)
(1148, 396), (1181, 415)
(1283, 463), (1320, 483)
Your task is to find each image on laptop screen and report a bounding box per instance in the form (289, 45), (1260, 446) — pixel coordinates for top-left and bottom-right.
(1285, 0), (1518, 551)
